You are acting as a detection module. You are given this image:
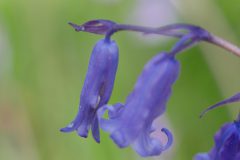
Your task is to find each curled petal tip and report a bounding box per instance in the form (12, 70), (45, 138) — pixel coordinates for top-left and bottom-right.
(59, 128), (66, 132)
(132, 127), (174, 157)
(161, 128), (173, 151)
(60, 127), (73, 133)
(95, 138), (100, 143)
(77, 128), (89, 138)
(60, 122), (76, 132)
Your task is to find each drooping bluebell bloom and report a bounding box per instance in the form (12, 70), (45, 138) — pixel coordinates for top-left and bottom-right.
(97, 52), (180, 157)
(61, 39), (119, 143)
(194, 115), (240, 160)
(61, 19), (240, 157)
(194, 93), (240, 160)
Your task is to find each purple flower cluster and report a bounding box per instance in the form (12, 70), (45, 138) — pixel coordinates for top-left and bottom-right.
(195, 119), (240, 160)
(61, 19), (240, 157)
(195, 93), (240, 160)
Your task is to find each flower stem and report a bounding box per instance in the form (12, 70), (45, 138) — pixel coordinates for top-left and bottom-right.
(70, 20), (240, 57)
(108, 23), (189, 38)
(107, 23), (240, 57)
(207, 34), (240, 57)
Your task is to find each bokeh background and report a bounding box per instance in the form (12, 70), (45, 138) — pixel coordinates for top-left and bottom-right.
(0, 0), (240, 160)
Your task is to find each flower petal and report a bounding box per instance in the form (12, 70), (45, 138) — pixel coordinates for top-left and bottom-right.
(194, 115), (240, 160)
(132, 127), (173, 157)
(61, 39), (119, 142)
(194, 153), (210, 160)
(98, 53), (180, 156)
(97, 104), (124, 133)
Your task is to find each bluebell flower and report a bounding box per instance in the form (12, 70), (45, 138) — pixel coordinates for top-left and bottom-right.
(62, 19), (240, 157)
(195, 93), (240, 160)
(97, 52), (180, 157)
(194, 115), (240, 160)
(61, 38), (119, 143)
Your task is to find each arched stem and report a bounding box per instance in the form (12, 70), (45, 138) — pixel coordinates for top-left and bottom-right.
(69, 20), (240, 57)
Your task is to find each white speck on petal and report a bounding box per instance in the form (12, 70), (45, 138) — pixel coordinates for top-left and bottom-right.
(67, 123), (74, 128)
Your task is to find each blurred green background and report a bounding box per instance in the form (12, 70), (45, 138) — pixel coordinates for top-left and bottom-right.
(0, 0), (240, 160)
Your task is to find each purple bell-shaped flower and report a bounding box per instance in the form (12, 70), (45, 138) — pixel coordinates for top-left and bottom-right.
(98, 52), (180, 156)
(61, 38), (119, 143)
